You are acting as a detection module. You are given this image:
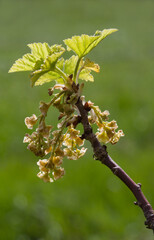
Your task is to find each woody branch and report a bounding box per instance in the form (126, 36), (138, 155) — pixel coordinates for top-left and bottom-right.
(75, 95), (154, 231)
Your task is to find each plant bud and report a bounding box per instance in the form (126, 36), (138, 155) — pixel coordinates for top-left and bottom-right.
(84, 102), (91, 112)
(48, 88), (53, 96)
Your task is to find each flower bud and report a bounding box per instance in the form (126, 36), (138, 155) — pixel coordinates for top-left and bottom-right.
(48, 88), (53, 96)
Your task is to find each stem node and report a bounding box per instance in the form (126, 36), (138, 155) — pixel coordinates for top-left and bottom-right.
(112, 167), (119, 175)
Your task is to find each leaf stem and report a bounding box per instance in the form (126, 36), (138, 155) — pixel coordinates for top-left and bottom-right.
(76, 65), (84, 85)
(74, 57), (81, 83)
(55, 66), (68, 83)
(49, 90), (66, 107)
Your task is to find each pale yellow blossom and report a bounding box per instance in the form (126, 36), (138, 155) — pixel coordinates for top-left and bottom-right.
(37, 159), (49, 172)
(25, 114), (37, 129)
(52, 156), (63, 167)
(37, 171), (53, 183)
(64, 147), (87, 160)
(53, 167), (65, 180)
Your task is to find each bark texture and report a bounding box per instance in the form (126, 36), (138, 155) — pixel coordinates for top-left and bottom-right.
(76, 96), (154, 231)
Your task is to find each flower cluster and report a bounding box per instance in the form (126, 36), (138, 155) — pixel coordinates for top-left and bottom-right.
(24, 114), (52, 157)
(36, 127), (65, 182)
(96, 121), (124, 144)
(23, 86), (124, 183)
(86, 101), (124, 144)
(37, 156), (65, 183)
(63, 125), (87, 160)
(33, 124), (86, 182)
(24, 104), (87, 182)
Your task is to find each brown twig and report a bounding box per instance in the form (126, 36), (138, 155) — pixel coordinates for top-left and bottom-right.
(76, 96), (154, 231)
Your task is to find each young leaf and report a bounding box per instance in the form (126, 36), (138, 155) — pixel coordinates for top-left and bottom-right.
(50, 44), (65, 54)
(34, 72), (63, 86)
(64, 55), (78, 75)
(30, 51), (65, 86)
(62, 55), (94, 82)
(83, 59), (100, 73)
(9, 53), (36, 72)
(9, 43), (65, 74)
(79, 69), (94, 82)
(63, 29), (118, 58)
(28, 42), (51, 59)
(34, 58), (64, 86)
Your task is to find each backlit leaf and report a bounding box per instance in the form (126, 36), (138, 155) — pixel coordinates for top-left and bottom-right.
(62, 55), (94, 82)
(83, 59), (100, 73)
(35, 58), (64, 86)
(34, 72), (62, 86)
(64, 55), (78, 75)
(9, 54), (36, 72)
(79, 69), (94, 82)
(63, 29), (118, 58)
(9, 43), (65, 74)
(28, 42), (51, 59)
(50, 44), (65, 54)
(31, 51), (65, 86)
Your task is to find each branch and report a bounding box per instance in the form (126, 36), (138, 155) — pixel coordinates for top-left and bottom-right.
(76, 96), (154, 231)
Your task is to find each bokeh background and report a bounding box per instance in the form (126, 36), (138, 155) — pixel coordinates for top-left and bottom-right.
(1, 0), (154, 239)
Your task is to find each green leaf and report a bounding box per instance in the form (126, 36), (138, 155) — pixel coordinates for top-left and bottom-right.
(31, 51), (65, 87)
(28, 42), (51, 59)
(83, 58), (100, 73)
(50, 44), (65, 54)
(79, 69), (94, 82)
(64, 55), (78, 75)
(63, 28), (118, 58)
(9, 53), (36, 72)
(62, 55), (94, 82)
(9, 43), (65, 74)
(35, 72), (62, 86)
(35, 58), (64, 86)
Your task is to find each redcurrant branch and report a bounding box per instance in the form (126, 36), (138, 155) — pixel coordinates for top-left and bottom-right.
(75, 93), (154, 231)
(9, 29), (154, 231)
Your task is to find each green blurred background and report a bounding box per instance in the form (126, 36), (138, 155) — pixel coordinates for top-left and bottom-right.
(1, 0), (154, 239)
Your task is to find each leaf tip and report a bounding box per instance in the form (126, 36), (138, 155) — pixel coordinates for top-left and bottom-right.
(8, 65), (17, 73)
(112, 28), (119, 33)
